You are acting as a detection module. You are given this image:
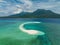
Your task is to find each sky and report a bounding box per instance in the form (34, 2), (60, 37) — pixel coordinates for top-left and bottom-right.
(0, 0), (60, 16)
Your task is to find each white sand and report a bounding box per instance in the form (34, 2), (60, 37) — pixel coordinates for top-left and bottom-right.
(19, 22), (45, 35)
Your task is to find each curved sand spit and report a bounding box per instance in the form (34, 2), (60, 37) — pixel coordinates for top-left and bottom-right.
(19, 22), (45, 35)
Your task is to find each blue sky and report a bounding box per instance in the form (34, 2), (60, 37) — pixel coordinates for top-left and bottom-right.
(0, 0), (60, 16)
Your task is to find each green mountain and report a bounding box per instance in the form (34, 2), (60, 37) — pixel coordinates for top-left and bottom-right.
(1, 9), (60, 18)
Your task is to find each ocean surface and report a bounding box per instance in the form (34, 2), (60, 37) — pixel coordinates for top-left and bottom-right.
(0, 18), (60, 45)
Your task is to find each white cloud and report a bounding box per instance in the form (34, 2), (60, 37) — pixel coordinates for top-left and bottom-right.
(13, 8), (22, 14)
(49, 0), (56, 2)
(0, 0), (4, 2)
(20, 0), (32, 9)
(30, 0), (60, 14)
(0, 0), (60, 16)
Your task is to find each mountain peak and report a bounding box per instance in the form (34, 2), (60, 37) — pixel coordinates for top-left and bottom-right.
(32, 9), (55, 15)
(33, 9), (53, 13)
(1, 9), (60, 18)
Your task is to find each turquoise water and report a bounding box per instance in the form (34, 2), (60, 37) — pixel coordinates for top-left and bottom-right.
(0, 18), (60, 45)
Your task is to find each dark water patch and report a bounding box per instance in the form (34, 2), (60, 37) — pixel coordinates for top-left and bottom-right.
(0, 18), (60, 23)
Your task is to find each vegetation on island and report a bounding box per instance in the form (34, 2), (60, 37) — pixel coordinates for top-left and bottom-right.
(0, 9), (60, 18)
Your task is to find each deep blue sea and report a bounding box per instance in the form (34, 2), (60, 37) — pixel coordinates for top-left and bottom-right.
(0, 18), (60, 45)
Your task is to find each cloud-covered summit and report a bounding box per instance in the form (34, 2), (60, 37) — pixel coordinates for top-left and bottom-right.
(0, 0), (60, 16)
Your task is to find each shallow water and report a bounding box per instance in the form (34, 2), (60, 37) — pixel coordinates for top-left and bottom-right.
(0, 18), (60, 45)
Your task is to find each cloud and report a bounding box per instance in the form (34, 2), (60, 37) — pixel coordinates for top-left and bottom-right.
(0, 0), (33, 16)
(30, 0), (60, 14)
(0, 0), (60, 16)
(49, 0), (56, 2)
(0, 0), (5, 2)
(13, 8), (22, 14)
